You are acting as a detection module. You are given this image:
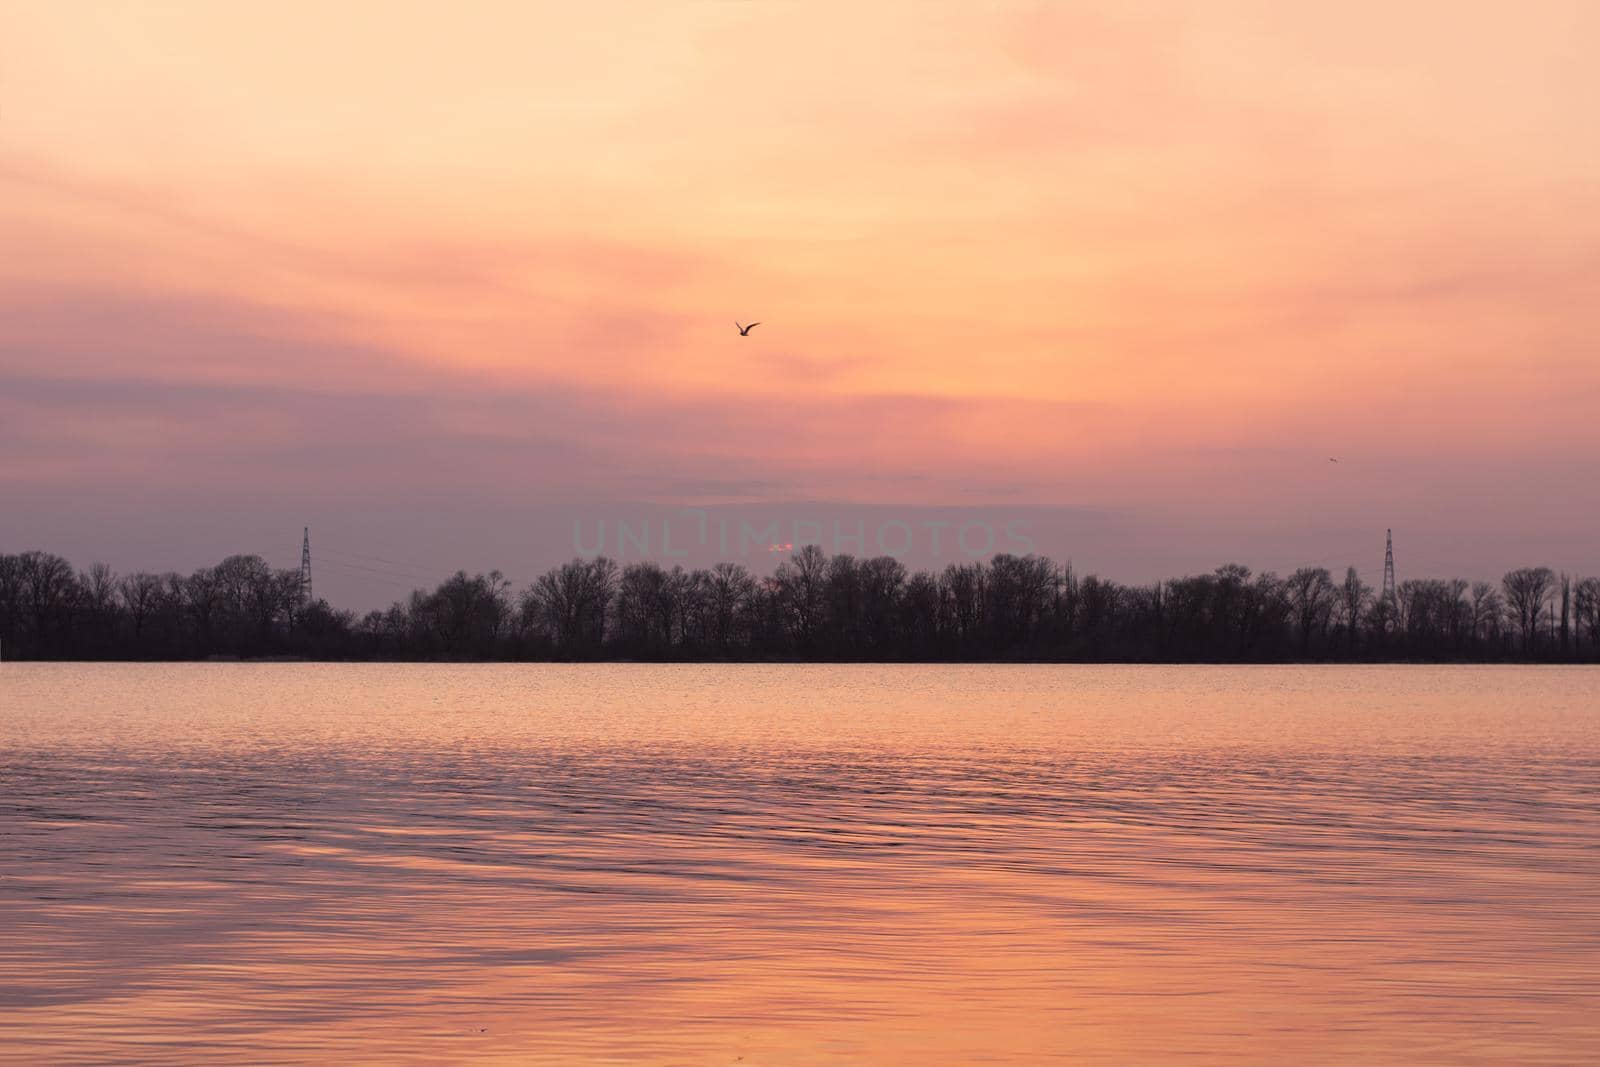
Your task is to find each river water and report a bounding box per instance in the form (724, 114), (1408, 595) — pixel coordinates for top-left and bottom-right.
(1, 664), (1596, 1064)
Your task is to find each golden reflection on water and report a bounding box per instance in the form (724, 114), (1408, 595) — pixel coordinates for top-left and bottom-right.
(2, 664), (1598, 1064)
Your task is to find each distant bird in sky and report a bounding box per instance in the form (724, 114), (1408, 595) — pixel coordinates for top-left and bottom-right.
(1329, 457), (1339, 463)
(736, 321), (761, 336)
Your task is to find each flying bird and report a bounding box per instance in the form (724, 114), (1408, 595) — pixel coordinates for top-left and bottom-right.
(1329, 458), (1339, 463)
(736, 321), (761, 336)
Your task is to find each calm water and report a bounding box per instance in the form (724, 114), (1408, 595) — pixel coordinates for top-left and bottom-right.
(1, 665), (1597, 1065)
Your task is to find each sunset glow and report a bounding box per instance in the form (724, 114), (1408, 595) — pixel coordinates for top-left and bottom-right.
(5, 9), (1600, 1061)
(4, 1), (1597, 599)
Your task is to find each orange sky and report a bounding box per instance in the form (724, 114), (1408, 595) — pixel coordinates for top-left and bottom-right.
(3, 1), (1598, 600)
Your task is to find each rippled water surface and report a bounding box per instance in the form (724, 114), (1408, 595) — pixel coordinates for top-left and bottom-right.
(2, 664), (1597, 1064)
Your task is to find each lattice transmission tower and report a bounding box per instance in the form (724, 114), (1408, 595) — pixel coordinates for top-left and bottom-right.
(300, 526), (313, 606)
(1381, 528), (1397, 609)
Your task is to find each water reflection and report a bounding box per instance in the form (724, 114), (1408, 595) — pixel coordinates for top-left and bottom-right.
(2, 665), (1597, 1063)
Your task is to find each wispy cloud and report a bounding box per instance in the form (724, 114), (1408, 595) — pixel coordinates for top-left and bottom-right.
(2, 0), (1598, 583)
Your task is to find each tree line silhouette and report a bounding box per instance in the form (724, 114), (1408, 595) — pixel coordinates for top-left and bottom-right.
(2, 546), (1597, 662)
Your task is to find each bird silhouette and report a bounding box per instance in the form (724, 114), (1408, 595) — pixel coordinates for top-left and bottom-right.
(1329, 458), (1339, 463)
(736, 321), (761, 336)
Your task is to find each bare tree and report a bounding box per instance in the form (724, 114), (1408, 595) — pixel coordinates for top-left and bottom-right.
(13, 551), (79, 653)
(525, 557), (616, 654)
(706, 562), (754, 650)
(1286, 567), (1336, 657)
(1469, 582), (1504, 650)
(79, 562), (118, 650)
(1502, 566), (1556, 654)
(1559, 573), (1571, 653)
(1574, 577), (1600, 656)
(859, 556), (908, 653)
(2, 541), (1591, 664)
(774, 545), (828, 651)
(117, 573), (164, 648)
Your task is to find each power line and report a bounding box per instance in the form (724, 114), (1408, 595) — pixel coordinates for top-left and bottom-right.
(313, 557), (429, 589)
(317, 546), (441, 576)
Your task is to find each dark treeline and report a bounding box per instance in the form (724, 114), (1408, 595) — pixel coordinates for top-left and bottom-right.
(4, 545), (1599, 663)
